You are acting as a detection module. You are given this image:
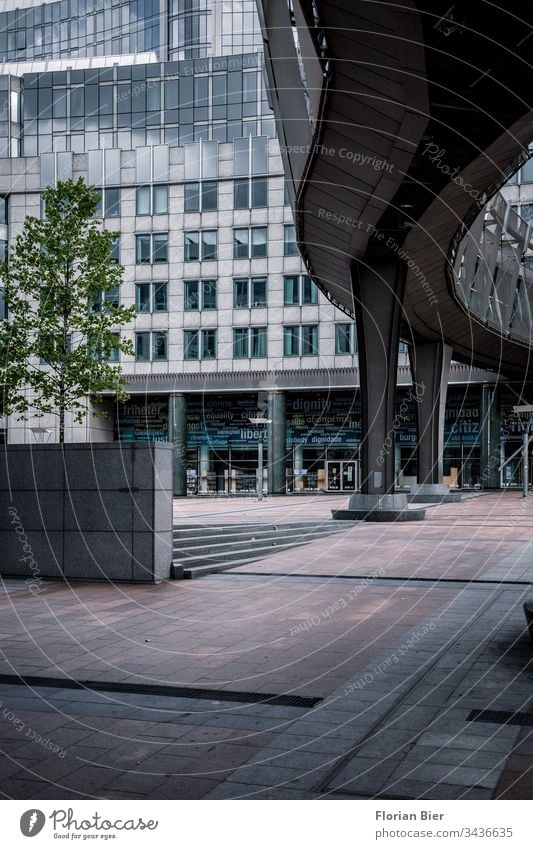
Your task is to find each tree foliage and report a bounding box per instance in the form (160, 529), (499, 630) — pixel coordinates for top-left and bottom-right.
(0, 178), (135, 442)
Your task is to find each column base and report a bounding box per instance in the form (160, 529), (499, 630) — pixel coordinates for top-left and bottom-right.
(409, 484), (462, 503)
(332, 493), (425, 522)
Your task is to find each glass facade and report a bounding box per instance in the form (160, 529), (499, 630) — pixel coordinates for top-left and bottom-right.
(0, 0), (160, 63)
(20, 52), (272, 157)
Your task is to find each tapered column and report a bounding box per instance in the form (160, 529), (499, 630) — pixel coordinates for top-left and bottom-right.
(479, 384), (501, 489)
(332, 260), (424, 520)
(408, 340), (452, 485)
(268, 390), (286, 494)
(169, 393), (187, 497)
(352, 260), (406, 495)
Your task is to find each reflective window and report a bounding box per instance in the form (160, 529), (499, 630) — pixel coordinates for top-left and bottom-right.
(136, 281), (167, 313)
(283, 325), (319, 356)
(335, 323), (356, 354)
(233, 227), (267, 259)
(284, 225), (299, 256)
(135, 233), (168, 264)
(184, 329), (199, 359)
(135, 331), (168, 362)
(136, 185), (168, 215)
(184, 278), (216, 310)
(135, 234), (151, 264)
(233, 327), (248, 358)
(184, 180), (217, 212)
(251, 326), (267, 357)
(184, 328), (216, 360)
(104, 187), (120, 218)
(184, 231), (199, 261)
(283, 326), (299, 357)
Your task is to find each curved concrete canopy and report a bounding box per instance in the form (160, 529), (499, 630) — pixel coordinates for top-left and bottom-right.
(259, 0), (533, 376)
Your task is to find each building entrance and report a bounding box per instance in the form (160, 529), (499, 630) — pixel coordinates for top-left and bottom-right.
(326, 461), (358, 492)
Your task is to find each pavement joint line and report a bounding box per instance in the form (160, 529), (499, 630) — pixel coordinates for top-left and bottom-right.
(211, 572), (533, 589)
(312, 587), (508, 794)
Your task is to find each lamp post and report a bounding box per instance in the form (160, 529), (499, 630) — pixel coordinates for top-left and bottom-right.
(249, 416), (271, 501)
(512, 405), (533, 498)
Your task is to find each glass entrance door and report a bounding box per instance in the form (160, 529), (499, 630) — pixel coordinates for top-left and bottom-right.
(326, 461), (358, 492)
(342, 461), (357, 491)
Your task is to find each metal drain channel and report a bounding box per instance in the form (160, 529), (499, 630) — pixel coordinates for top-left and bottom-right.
(468, 709), (533, 728)
(0, 673), (321, 709)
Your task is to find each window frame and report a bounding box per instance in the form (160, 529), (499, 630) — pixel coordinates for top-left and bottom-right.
(283, 324), (319, 357)
(135, 281), (168, 314)
(135, 330), (168, 362)
(136, 185), (169, 216)
(184, 278), (217, 311)
(335, 323), (355, 355)
(233, 226), (268, 259)
(184, 229), (217, 262)
(233, 327), (268, 359)
(284, 224), (299, 256)
(184, 328), (217, 361)
(135, 233), (169, 265)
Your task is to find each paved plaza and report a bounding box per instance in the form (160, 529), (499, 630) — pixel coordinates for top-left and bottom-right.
(0, 491), (532, 800)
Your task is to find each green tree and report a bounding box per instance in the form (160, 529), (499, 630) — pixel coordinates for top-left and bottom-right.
(0, 177), (135, 443)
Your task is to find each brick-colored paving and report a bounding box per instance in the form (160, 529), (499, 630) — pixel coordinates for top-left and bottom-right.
(227, 492), (533, 582)
(0, 490), (532, 800)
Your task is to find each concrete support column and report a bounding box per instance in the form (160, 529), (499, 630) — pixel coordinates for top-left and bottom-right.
(480, 384), (501, 489)
(169, 393), (187, 497)
(332, 261), (424, 521)
(408, 340), (452, 486)
(199, 444), (209, 494)
(268, 390), (286, 494)
(352, 259), (406, 495)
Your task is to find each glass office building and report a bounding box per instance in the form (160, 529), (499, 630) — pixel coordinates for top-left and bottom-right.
(0, 0), (522, 492)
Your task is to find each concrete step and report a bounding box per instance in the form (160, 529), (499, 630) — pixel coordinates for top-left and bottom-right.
(170, 518), (361, 579)
(172, 520), (351, 540)
(173, 527), (346, 558)
(176, 538), (327, 579)
(173, 524), (348, 548)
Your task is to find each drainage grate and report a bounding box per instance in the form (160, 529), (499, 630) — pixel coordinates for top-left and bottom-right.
(0, 673), (321, 709)
(468, 709), (533, 727)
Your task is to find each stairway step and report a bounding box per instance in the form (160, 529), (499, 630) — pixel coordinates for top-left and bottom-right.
(173, 536), (343, 569)
(172, 520), (353, 538)
(173, 527), (347, 552)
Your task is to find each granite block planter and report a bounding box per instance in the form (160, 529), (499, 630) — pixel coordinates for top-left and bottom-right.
(0, 443), (173, 583)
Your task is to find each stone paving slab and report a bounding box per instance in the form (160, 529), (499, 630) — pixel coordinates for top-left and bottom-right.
(0, 492), (532, 798)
